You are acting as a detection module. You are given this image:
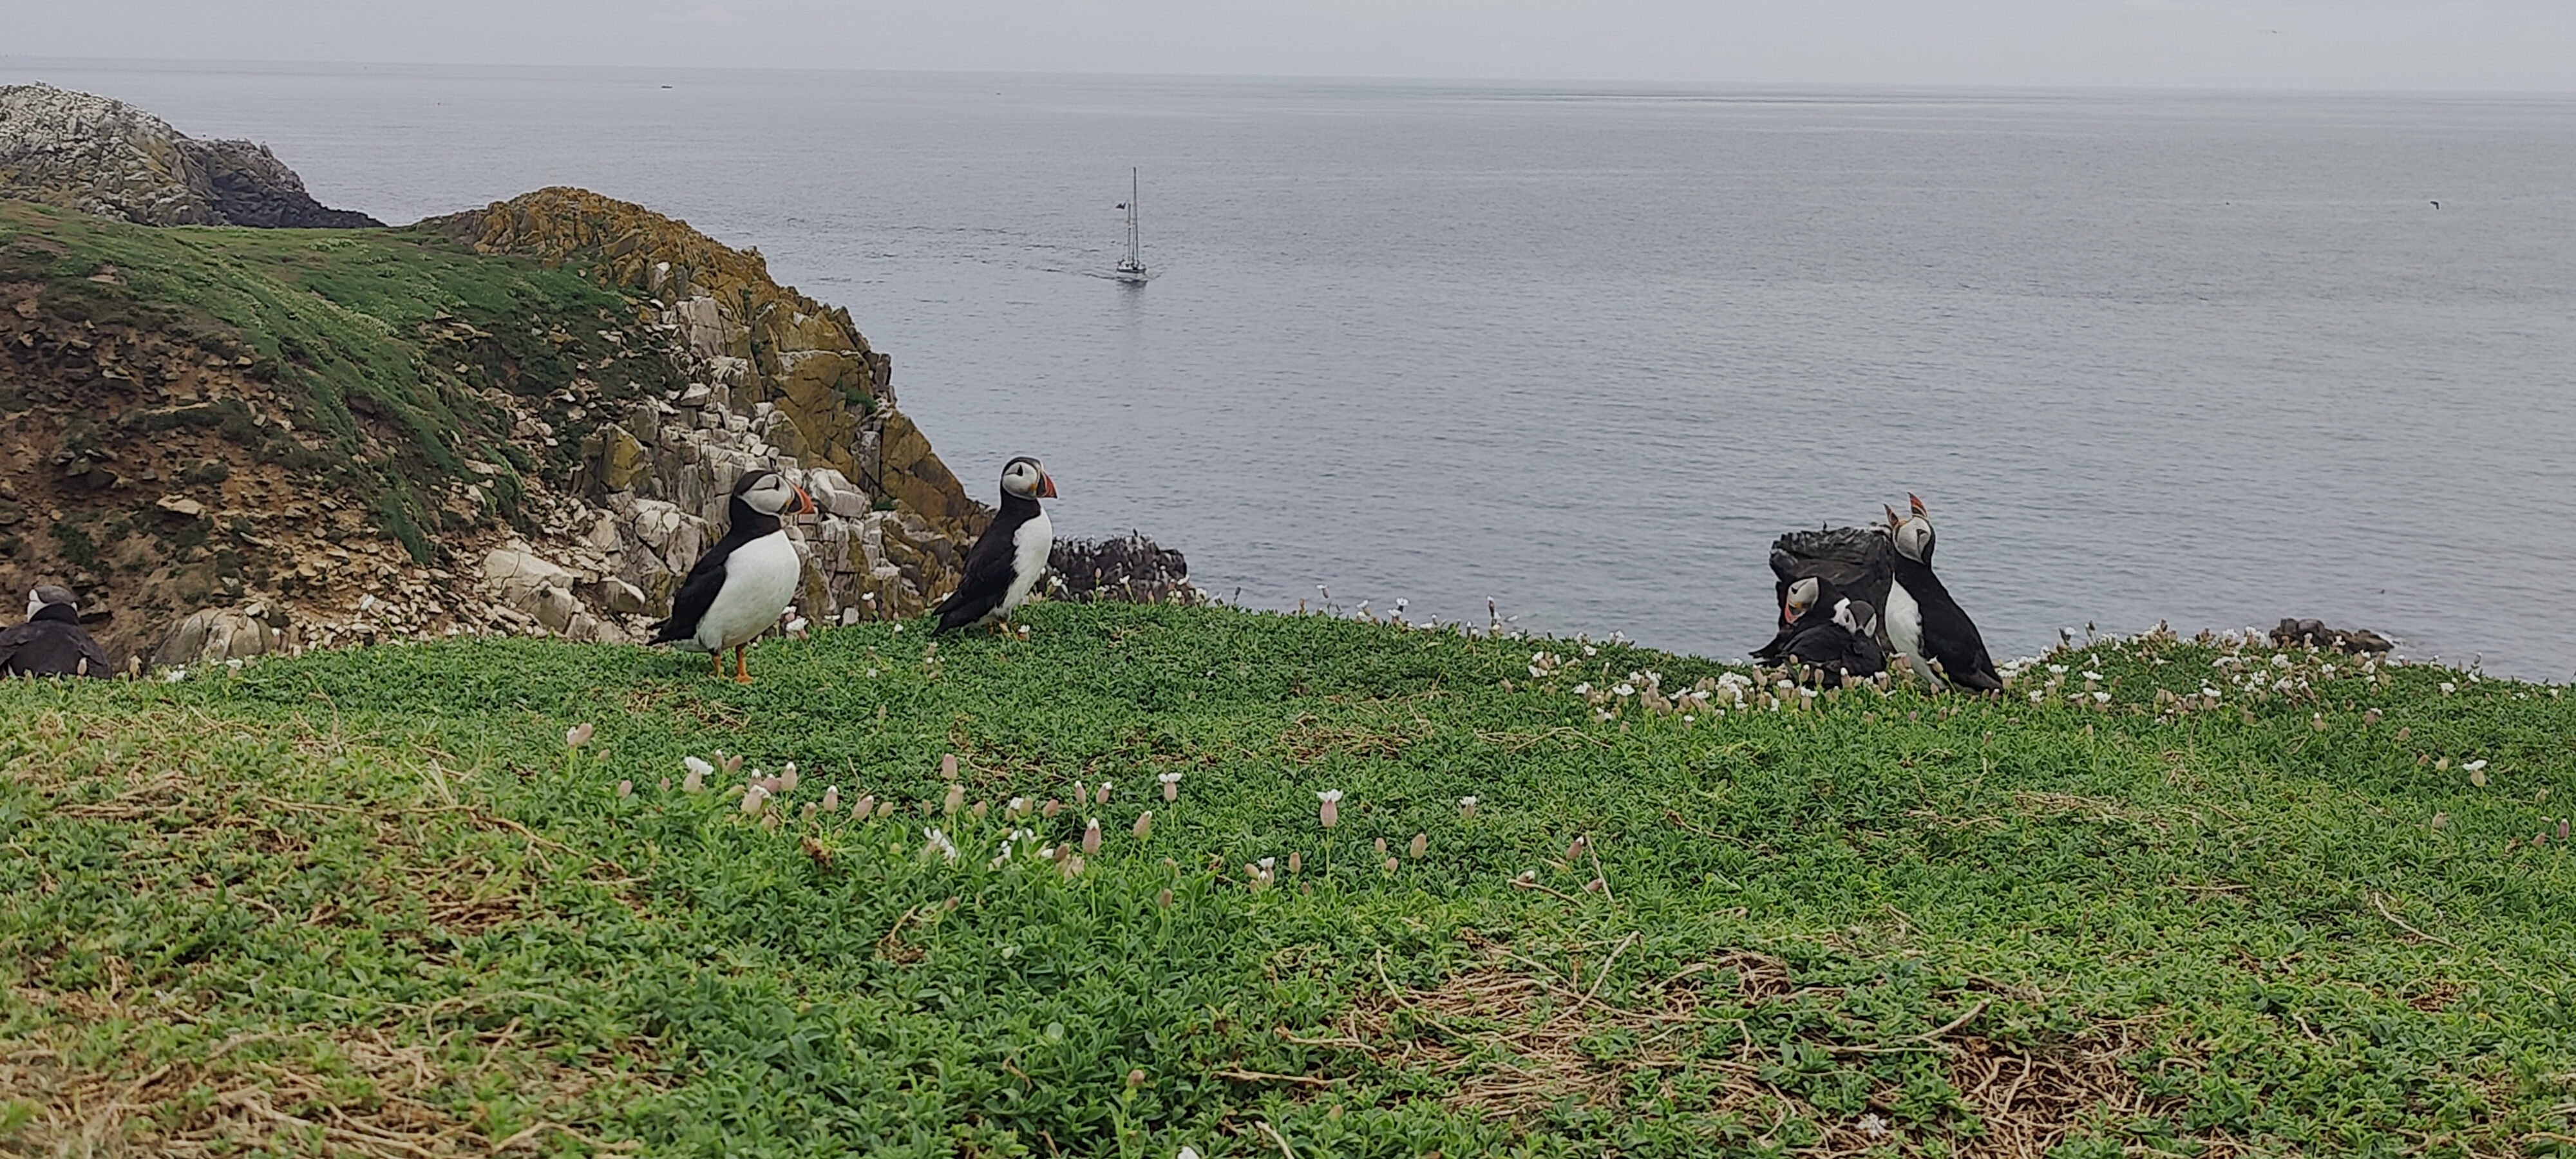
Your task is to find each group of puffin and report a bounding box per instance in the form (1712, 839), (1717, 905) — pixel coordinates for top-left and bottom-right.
(5, 457), (2000, 696)
(648, 457), (1057, 682)
(1754, 494), (2002, 693)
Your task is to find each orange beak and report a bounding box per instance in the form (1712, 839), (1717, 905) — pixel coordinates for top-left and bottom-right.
(1039, 473), (1059, 499)
(791, 485), (815, 515)
(1908, 493), (1928, 518)
(1884, 504), (1902, 529)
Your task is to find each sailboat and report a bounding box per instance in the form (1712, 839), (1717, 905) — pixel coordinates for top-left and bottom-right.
(1113, 167), (1150, 283)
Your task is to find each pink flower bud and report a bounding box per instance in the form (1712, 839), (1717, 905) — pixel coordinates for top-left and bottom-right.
(1157, 888), (1173, 909)
(1374, 836), (1388, 858)
(876, 800), (894, 818)
(1133, 812), (1153, 840)
(854, 794), (875, 817)
(616, 779), (632, 798)
(945, 784), (965, 815)
(1385, 857), (1399, 873)
(740, 785), (768, 814)
(1287, 851), (1302, 874)
(971, 800), (989, 819)
(1043, 799), (1062, 818)
(1410, 833), (1426, 860)
(1316, 789), (1343, 829)
(942, 753), (958, 779)
(822, 786), (840, 812)
(659, 778), (670, 792)
(779, 764), (799, 793)
(1082, 818), (1103, 855)
(566, 722), (594, 748)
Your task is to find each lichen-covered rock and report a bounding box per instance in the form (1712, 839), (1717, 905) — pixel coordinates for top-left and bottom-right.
(151, 605), (292, 668)
(0, 83), (379, 227)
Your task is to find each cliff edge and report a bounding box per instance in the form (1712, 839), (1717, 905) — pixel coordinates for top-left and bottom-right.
(0, 82), (381, 228)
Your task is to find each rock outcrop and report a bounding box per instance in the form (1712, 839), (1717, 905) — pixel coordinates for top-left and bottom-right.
(0, 82), (380, 228)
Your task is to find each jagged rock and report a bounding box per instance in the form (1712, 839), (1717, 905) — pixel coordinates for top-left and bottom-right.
(151, 607), (289, 667)
(2271, 618), (2393, 655)
(1051, 532), (1196, 604)
(0, 83), (380, 227)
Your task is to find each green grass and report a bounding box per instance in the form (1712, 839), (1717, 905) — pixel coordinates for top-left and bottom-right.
(0, 200), (674, 556)
(3, 604), (2573, 1157)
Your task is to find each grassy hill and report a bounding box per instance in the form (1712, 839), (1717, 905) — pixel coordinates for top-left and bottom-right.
(3, 605), (2573, 1157)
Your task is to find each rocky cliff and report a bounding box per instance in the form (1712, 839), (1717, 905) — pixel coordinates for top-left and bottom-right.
(0, 83), (381, 229)
(0, 88), (1193, 670)
(0, 192), (1079, 670)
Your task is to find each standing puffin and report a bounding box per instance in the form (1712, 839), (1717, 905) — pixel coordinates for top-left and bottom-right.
(1881, 494), (2003, 693)
(934, 457), (1057, 635)
(1, 585), (112, 678)
(651, 469), (813, 683)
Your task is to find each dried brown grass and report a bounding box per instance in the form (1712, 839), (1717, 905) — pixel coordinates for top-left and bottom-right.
(1320, 941), (2218, 1157)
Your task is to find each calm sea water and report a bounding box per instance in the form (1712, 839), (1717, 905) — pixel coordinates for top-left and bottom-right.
(10, 59), (2574, 677)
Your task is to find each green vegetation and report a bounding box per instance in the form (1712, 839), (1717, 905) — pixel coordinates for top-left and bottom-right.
(0, 200), (676, 556)
(3, 603), (2573, 1156)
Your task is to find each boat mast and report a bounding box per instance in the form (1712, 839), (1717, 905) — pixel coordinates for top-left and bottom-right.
(1124, 167), (1142, 272)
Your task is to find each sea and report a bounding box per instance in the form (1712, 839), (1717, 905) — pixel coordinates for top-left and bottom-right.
(7, 59), (2573, 678)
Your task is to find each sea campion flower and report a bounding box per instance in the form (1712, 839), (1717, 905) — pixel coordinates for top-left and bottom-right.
(617, 779), (632, 798)
(566, 723), (594, 748)
(741, 785), (770, 814)
(822, 786), (840, 812)
(1083, 818), (1103, 855)
(924, 828), (959, 863)
(779, 764), (799, 792)
(1410, 833), (1427, 859)
(876, 800), (895, 818)
(855, 794), (876, 818)
(1133, 811), (1153, 840)
(1098, 780), (1113, 803)
(1317, 789), (1343, 828)
(971, 800), (990, 819)
(945, 784), (965, 815)
(1459, 796), (1479, 819)
(942, 753), (958, 779)
(1042, 799), (1063, 818)
(1009, 796), (1031, 818)
(1159, 771), (1182, 802)
(1287, 851), (1302, 874)
(683, 756), (712, 793)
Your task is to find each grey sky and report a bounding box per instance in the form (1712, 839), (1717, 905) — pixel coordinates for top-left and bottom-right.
(4, 1), (2570, 90)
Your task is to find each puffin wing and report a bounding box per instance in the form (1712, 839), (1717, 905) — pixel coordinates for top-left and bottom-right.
(72, 626), (111, 677)
(651, 545), (731, 645)
(933, 514), (1025, 633)
(1922, 602), (2003, 691)
(0, 622), (32, 674)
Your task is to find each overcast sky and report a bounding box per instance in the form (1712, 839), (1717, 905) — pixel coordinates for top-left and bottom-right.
(4, 1), (2571, 90)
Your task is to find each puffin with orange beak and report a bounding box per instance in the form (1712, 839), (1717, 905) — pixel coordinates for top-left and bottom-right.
(652, 468), (815, 683)
(934, 456), (1058, 635)
(1880, 493), (2003, 693)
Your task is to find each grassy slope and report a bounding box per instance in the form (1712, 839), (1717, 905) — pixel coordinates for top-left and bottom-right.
(3, 605), (2573, 1158)
(1, 200), (662, 554)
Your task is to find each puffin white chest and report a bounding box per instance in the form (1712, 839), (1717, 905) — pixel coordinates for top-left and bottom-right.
(694, 531), (802, 652)
(1884, 581), (1938, 684)
(997, 509), (1053, 619)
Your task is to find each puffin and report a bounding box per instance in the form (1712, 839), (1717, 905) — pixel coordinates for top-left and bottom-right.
(0, 585), (112, 678)
(1881, 494), (2003, 693)
(651, 469), (813, 683)
(934, 457), (1057, 635)
(1756, 576), (1886, 683)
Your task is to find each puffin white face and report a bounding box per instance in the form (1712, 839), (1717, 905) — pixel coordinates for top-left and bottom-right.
(999, 457), (1058, 502)
(739, 471), (815, 518)
(24, 589), (40, 619)
(1891, 518), (1935, 563)
(1783, 576), (1821, 623)
(1833, 597), (1876, 636)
